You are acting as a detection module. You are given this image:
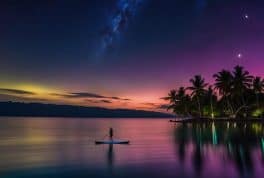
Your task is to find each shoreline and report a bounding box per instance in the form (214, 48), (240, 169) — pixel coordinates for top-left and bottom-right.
(169, 118), (264, 123)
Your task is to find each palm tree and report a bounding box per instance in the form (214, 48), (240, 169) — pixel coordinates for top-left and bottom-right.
(253, 76), (264, 108)
(232, 65), (253, 118)
(207, 86), (216, 118)
(232, 65), (253, 105)
(177, 87), (191, 117)
(188, 75), (208, 118)
(164, 65), (262, 119)
(164, 90), (177, 104)
(213, 69), (234, 115)
(163, 90), (177, 114)
(164, 88), (191, 117)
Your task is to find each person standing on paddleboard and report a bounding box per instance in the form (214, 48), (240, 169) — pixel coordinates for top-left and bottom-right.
(109, 128), (113, 140)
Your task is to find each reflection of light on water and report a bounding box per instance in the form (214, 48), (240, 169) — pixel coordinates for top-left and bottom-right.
(228, 142), (233, 153)
(0, 136), (55, 146)
(1, 118), (264, 178)
(107, 144), (114, 168)
(239, 146), (247, 171)
(261, 138), (264, 153)
(252, 124), (263, 134)
(212, 123), (218, 145)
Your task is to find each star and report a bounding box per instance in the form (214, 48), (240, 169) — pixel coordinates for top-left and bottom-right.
(244, 14), (249, 19)
(237, 53), (243, 59)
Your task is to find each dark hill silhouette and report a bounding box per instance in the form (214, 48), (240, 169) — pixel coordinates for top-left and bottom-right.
(0, 102), (172, 118)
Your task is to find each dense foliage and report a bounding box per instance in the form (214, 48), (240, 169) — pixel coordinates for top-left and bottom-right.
(164, 66), (264, 118)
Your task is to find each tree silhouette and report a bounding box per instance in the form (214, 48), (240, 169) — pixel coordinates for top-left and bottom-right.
(165, 65), (263, 119)
(188, 75), (208, 118)
(213, 69), (234, 115)
(252, 76), (264, 108)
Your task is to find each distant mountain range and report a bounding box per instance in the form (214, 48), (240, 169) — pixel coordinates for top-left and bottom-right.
(0, 102), (172, 118)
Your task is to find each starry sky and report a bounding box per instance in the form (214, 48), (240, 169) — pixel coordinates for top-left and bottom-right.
(0, 0), (263, 111)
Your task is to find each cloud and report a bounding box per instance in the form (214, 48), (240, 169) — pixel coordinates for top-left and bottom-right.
(100, 100), (112, 103)
(0, 88), (35, 95)
(52, 92), (131, 101)
(142, 102), (158, 106)
(123, 98), (131, 101)
(84, 99), (98, 103)
(84, 99), (112, 104)
(111, 96), (121, 100)
(111, 96), (131, 101)
(51, 92), (104, 98)
(157, 104), (169, 110)
(0, 94), (48, 103)
(68, 92), (105, 98)
(141, 102), (169, 110)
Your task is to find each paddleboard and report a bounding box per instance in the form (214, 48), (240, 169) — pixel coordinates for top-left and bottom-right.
(95, 140), (129, 144)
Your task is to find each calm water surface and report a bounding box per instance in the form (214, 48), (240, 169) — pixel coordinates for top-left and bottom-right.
(0, 117), (264, 178)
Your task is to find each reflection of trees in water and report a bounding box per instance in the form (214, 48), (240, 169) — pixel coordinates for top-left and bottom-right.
(230, 145), (253, 177)
(175, 123), (188, 162)
(192, 124), (203, 176)
(174, 122), (264, 176)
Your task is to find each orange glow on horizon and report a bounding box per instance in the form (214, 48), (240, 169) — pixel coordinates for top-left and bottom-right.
(0, 82), (168, 112)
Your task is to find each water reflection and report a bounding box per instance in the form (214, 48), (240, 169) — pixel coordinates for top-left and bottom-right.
(107, 144), (114, 167)
(174, 122), (264, 177)
(175, 123), (187, 162)
(1, 118), (264, 178)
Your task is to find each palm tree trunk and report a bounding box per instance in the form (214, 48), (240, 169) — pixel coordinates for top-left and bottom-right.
(210, 95), (214, 119)
(242, 94), (246, 106)
(184, 104), (188, 117)
(196, 96), (202, 118)
(241, 93), (247, 118)
(256, 93), (260, 108)
(225, 95), (234, 116)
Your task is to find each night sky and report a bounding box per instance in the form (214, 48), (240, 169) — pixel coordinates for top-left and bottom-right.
(0, 0), (263, 111)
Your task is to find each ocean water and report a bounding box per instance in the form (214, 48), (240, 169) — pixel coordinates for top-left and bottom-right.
(0, 117), (263, 178)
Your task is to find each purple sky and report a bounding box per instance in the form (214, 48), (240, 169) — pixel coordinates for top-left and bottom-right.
(0, 0), (263, 110)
